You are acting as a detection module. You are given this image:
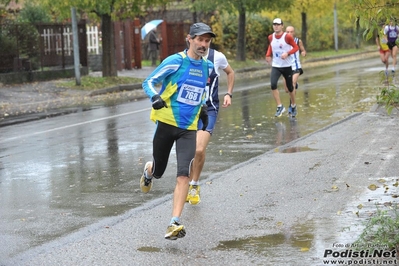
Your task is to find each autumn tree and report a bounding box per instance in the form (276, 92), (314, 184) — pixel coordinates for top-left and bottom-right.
(190, 0), (292, 61)
(350, 0), (399, 40)
(262, 0), (359, 51)
(0, 0), (12, 5)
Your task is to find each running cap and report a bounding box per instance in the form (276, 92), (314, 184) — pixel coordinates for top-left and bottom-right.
(273, 18), (283, 24)
(189, 23), (216, 38)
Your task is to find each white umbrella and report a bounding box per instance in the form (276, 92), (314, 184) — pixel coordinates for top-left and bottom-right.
(141, 19), (163, 40)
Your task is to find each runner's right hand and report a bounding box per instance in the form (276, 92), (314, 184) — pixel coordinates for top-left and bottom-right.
(151, 94), (168, 110)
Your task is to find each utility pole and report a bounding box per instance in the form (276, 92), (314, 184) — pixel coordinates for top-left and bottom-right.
(334, 2), (338, 52)
(71, 7), (81, 85)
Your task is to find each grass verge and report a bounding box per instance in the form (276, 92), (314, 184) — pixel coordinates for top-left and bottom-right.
(353, 205), (399, 252)
(58, 76), (143, 91)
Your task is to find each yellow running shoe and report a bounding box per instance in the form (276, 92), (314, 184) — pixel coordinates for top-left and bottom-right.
(140, 161), (153, 193)
(186, 185), (200, 205)
(165, 222), (186, 240)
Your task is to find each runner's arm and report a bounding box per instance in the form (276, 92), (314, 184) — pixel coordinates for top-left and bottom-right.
(285, 34), (299, 55)
(298, 39), (306, 57)
(142, 54), (182, 99)
(265, 35), (273, 64)
(222, 64), (235, 107)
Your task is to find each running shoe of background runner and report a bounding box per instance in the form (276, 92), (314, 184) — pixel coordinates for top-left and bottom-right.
(186, 185), (200, 205)
(275, 105), (285, 117)
(140, 161), (153, 193)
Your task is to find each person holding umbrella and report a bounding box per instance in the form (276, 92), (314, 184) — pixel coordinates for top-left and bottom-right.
(140, 22), (215, 240)
(148, 28), (161, 66)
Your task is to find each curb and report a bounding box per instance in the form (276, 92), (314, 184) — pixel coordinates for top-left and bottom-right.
(87, 83), (143, 96)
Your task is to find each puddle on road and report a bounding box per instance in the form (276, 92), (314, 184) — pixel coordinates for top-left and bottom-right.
(213, 220), (316, 265)
(280, 146), (317, 153)
(215, 230), (313, 253)
(137, 246), (162, 253)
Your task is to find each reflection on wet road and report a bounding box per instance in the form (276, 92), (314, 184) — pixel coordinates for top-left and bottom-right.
(0, 57), (384, 260)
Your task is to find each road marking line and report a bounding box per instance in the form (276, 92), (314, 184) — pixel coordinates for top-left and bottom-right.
(1, 108), (151, 143)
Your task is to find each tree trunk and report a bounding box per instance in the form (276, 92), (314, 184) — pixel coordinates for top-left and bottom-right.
(355, 17), (360, 49)
(236, 9), (246, 61)
(301, 12), (307, 48)
(192, 0), (198, 22)
(101, 14), (117, 77)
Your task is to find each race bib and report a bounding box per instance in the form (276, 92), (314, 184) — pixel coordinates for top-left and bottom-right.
(177, 83), (204, 106)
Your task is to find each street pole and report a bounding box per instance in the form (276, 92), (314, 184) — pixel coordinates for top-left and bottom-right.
(71, 7), (81, 85)
(334, 2), (338, 52)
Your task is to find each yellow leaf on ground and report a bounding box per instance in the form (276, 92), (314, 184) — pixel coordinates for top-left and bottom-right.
(368, 184), (378, 191)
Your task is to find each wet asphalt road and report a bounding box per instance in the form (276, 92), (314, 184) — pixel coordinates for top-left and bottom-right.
(1, 56), (399, 265)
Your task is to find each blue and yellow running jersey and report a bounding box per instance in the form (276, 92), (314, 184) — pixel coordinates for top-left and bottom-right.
(142, 51), (214, 130)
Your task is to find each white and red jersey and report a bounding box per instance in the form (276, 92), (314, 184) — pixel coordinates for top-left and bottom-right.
(266, 32), (299, 68)
(270, 32), (293, 67)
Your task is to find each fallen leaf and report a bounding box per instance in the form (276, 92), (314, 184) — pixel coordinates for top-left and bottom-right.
(368, 184), (378, 191)
(357, 204), (363, 209)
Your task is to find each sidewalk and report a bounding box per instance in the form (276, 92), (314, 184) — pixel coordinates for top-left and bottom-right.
(4, 110), (398, 265)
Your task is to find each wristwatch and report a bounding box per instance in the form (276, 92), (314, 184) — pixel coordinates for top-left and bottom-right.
(225, 93), (232, 98)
